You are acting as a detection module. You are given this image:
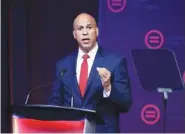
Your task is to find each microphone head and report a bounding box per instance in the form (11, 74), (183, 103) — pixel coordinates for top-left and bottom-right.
(60, 68), (67, 76)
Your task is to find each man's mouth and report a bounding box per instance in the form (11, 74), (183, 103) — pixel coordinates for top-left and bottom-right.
(82, 38), (90, 41)
(82, 38), (90, 43)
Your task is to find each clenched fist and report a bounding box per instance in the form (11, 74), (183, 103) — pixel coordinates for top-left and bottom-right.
(96, 67), (111, 92)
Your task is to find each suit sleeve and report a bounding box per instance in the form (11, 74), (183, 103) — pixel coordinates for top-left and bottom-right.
(47, 61), (64, 105)
(109, 57), (132, 112)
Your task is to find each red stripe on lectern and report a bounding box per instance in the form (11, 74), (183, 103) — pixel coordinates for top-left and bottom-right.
(13, 117), (85, 133)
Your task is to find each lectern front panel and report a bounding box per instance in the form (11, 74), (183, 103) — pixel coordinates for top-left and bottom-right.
(12, 115), (85, 133)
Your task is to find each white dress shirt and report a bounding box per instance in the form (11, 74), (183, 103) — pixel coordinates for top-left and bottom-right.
(76, 43), (111, 97)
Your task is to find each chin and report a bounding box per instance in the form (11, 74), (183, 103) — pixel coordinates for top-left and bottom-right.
(81, 44), (93, 52)
(82, 44), (92, 48)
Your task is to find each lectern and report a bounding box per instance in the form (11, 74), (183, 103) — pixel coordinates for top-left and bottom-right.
(12, 104), (96, 133)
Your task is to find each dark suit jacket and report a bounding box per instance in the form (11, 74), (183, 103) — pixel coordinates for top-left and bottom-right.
(48, 45), (132, 133)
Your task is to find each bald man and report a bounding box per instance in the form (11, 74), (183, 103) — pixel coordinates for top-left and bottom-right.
(48, 13), (132, 133)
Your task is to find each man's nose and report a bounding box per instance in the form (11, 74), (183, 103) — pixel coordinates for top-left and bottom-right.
(82, 29), (88, 35)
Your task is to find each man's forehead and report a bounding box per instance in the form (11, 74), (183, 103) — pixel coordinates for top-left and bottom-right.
(73, 13), (97, 27)
(75, 21), (95, 26)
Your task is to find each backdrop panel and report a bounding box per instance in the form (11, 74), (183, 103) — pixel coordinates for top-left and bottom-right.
(98, 0), (184, 133)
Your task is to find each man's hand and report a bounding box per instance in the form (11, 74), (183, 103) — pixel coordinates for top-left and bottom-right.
(96, 67), (111, 92)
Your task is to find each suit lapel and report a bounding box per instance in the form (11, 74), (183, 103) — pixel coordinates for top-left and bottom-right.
(83, 46), (106, 99)
(71, 46), (107, 102)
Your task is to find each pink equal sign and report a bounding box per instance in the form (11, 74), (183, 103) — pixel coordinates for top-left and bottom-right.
(145, 30), (164, 49)
(141, 104), (160, 125)
(107, 0), (126, 13)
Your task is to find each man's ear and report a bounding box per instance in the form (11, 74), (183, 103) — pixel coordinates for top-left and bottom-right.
(73, 30), (76, 39)
(96, 27), (99, 36)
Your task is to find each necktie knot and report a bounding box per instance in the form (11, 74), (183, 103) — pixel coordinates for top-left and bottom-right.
(83, 54), (89, 60)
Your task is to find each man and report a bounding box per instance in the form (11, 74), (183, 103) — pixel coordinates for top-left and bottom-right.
(48, 13), (132, 133)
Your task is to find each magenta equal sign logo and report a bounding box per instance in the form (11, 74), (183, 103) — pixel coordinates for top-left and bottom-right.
(141, 104), (160, 125)
(108, 0), (126, 13)
(145, 30), (164, 49)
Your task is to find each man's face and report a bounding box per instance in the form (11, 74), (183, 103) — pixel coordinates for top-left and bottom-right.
(73, 14), (99, 52)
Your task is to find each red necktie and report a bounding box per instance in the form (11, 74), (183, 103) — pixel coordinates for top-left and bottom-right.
(79, 54), (89, 97)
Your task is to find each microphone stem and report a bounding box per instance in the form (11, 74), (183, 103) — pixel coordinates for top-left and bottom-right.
(71, 96), (74, 107)
(25, 94), (30, 104)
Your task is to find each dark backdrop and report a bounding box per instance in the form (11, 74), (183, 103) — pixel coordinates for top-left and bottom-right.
(1, 0), (12, 132)
(10, 0), (99, 105)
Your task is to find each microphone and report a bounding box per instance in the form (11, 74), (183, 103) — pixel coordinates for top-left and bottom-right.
(25, 82), (53, 104)
(61, 82), (74, 107)
(59, 69), (75, 107)
(24, 69), (67, 104)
